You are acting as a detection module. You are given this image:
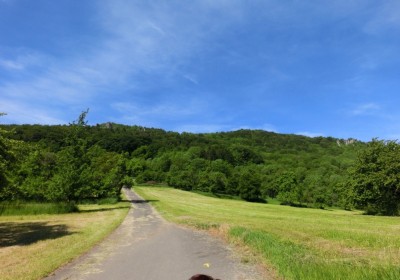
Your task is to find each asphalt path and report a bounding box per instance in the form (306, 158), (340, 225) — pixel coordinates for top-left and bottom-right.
(45, 188), (265, 280)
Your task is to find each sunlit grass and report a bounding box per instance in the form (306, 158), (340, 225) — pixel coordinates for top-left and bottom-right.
(0, 200), (130, 280)
(136, 186), (400, 280)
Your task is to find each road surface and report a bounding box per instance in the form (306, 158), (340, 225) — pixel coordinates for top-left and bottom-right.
(45, 188), (265, 280)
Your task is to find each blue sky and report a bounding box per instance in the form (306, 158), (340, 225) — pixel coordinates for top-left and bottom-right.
(1, 0), (399, 141)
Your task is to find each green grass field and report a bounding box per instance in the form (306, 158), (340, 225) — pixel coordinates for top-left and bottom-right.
(135, 186), (400, 280)
(0, 200), (130, 280)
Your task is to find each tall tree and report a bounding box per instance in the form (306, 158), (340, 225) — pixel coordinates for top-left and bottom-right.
(47, 110), (92, 201)
(350, 139), (400, 215)
(276, 171), (303, 205)
(0, 113), (18, 200)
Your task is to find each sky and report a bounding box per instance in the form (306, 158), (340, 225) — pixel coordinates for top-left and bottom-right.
(0, 0), (399, 141)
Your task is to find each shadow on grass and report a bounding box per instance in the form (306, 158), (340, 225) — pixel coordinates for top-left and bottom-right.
(131, 199), (159, 204)
(0, 222), (74, 247)
(78, 200), (159, 213)
(119, 199), (159, 204)
(79, 205), (131, 213)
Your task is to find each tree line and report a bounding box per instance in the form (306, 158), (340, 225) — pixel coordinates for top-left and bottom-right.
(1, 112), (399, 215)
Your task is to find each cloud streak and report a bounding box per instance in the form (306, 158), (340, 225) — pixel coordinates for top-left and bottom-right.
(351, 103), (381, 116)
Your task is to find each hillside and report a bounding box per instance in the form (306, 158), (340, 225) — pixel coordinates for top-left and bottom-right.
(0, 123), (363, 208)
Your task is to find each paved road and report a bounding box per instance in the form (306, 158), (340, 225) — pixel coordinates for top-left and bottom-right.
(45, 188), (265, 280)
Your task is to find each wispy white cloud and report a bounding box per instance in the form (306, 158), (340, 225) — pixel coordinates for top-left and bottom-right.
(95, 0), (244, 79)
(110, 97), (208, 127)
(1, 67), (97, 103)
(351, 103), (381, 116)
(0, 0), (14, 4)
(0, 99), (65, 124)
(0, 51), (45, 71)
(147, 21), (167, 36)
(364, 1), (400, 34)
(0, 59), (24, 70)
(182, 74), (199, 85)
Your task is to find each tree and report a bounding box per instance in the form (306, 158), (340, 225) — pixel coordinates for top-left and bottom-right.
(238, 167), (261, 201)
(349, 139), (400, 215)
(46, 110), (108, 201)
(82, 146), (126, 198)
(0, 113), (19, 200)
(230, 145), (264, 165)
(276, 171), (303, 206)
(167, 170), (193, 190)
(197, 171), (227, 194)
(209, 159), (232, 176)
(17, 148), (57, 201)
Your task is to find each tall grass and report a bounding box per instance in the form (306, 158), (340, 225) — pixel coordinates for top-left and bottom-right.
(230, 227), (400, 280)
(0, 196), (122, 216)
(0, 201), (78, 215)
(136, 186), (400, 280)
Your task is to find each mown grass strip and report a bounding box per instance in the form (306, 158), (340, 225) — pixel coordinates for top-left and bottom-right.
(135, 186), (400, 280)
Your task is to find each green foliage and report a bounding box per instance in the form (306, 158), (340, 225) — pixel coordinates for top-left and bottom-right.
(166, 170), (194, 190)
(16, 148), (57, 201)
(238, 167), (262, 201)
(45, 144), (125, 202)
(1, 111), (126, 203)
(230, 144), (264, 165)
(276, 171), (303, 205)
(349, 139), (400, 215)
(200, 171), (228, 194)
(0, 114), (22, 200)
(0, 118), (364, 209)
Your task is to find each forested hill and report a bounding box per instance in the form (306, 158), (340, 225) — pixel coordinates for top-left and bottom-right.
(2, 123), (361, 155)
(1, 123), (363, 208)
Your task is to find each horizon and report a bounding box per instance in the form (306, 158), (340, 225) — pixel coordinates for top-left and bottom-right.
(1, 1), (399, 142)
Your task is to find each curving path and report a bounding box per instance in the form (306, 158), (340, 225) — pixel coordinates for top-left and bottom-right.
(45, 188), (265, 280)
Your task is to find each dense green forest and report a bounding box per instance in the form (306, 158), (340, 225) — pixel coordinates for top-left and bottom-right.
(1, 112), (399, 215)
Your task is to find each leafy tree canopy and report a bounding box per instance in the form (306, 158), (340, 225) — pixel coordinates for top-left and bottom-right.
(350, 139), (400, 215)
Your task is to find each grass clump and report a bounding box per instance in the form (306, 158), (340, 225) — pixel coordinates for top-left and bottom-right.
(0, 201), (78, 216)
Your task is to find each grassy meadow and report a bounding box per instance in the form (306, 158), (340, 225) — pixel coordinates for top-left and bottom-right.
(0, 201), (130, 280)
(135, 186), (400, 280)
